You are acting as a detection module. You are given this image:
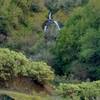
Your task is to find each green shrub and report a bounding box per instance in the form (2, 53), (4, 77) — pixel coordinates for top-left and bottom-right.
(24, 61), (54, 83)
(44, 0), (88, 13)
(0, 48), (29, 80)
(31, 3), (42, 12)
(44, 0), (60, 13)
(57, 81), (100, 99)
(0, 48), (54, 84)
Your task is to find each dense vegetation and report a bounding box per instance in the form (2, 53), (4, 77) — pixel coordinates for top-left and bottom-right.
(53, 0), (100, 81)
(45, 0), (88, 13)
(0, 48), (54, 85)
(0, 0), (100, 100)
(58, 81), (100, 99)
(0, 0), (46, 54)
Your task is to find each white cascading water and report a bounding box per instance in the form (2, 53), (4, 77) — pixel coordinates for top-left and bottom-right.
(44, 12), (60, 32)
(49, 12), (52, 19)
(44, 25), (48, 32)
(54, 21), (61, 30)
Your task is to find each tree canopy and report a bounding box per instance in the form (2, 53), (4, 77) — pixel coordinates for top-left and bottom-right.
(53, 0), (100, 80)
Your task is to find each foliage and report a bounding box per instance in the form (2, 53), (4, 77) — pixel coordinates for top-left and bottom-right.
(53, 0), (100, 80)
(44, 0), (88, 13)
(79, 28), (100, 80)
(24, 61), (54, 83)
(0, 48), (54, 84)
(58, 81), (100, 99)
(44, 0), (60, 13)
(0, 0), (89, 63)
(31, 3), (41, 12)
(60, 0), (88, 13)
(0, 0), (46, 54)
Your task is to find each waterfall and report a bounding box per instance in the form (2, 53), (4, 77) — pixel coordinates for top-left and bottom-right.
(44, 25), (48, 32)
(31, 11), (62, 62)
(44, 11), (61, 32)
(48, 12), (52, 19)
(54, 21), (60, 30)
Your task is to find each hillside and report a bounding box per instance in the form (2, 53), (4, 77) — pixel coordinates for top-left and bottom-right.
(0, 0), (100, 100)
(0, 0), (67, 54)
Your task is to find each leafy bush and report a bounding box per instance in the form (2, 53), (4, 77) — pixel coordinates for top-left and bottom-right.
(57, 81), (100, 99)
(44, 0), (88, 13)
(24, 61), (54, 83)
(0, 48), (54, 84)
(30, 3), (42, 12)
